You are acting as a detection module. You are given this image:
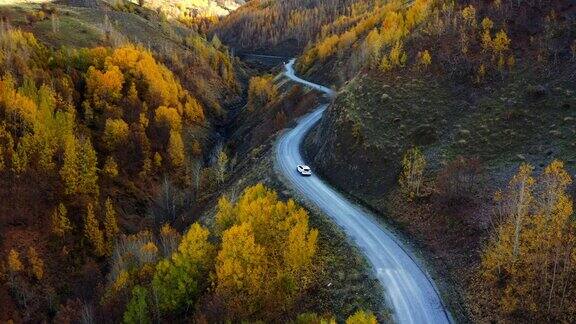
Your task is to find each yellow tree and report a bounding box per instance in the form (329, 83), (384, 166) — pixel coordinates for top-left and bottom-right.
(482, 161), (575, 319)
(155, 106), (182, 132)
(103, 118), (129, 151)
(215, 184), (319, 317)
(461, 5), (477, 28)
(481, 18), (494, 51)
(61, 136), (99, 196)
(85, 65), (124, 108)
(27, 247), (44, 280)
(77, 138), (99, 196)
(103, 156), (119, 178)
(153, 152), (162, 169)
(84, 203), (106, 257)
(346, 310), (377, 324)
(215, 196), (235, 236)
(167, 131), (185, 168)
(152, 223), (213, 312)
(7, 249), (23, 273)
(217, 149), (228, 184)
(104, 198), (120, 254)
(417, 50), (432, 68)
(389, 41), (408, 67)
(247, 75), (278, 111)
(530, 161), (574, 316)
(216, 223), (266, 317)
(51, 203), (72, 237)
(504, 163), (535, 259)
(60, 134), (79, 195)
(492, 30), (511, 54)
(399, 147), (426, 199)
(492, 30), (511, 73)
(365, 29), (384, 64)
(182, 97), (205, 124)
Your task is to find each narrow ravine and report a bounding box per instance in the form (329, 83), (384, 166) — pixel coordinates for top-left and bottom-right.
(275, 59), (451, 324)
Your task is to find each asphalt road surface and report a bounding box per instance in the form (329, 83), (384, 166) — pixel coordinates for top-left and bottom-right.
(275, 59), (451, 324)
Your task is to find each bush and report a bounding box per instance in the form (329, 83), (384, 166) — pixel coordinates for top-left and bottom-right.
(123, 285), (151, 324)
(434, 156), (483, 207)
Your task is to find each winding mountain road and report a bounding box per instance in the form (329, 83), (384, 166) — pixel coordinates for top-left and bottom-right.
(275, 59), (451, 324)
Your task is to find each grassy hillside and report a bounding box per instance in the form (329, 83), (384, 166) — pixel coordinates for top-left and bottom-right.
(299, 0), (576, 322)
(1, 2), (242, 117)
(140, 0), (245, 18)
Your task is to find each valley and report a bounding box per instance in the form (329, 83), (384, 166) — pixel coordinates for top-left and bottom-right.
(0, 0), (575, 323)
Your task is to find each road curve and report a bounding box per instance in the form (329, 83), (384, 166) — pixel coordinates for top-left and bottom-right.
(275, 59), (451, 324)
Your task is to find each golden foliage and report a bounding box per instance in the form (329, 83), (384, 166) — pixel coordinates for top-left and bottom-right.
(302, 0), (430, 69)
(167, 130), (185, 168)
(103, 156), (119, 178)
(380, 41), (408, 71)
(405, 0), (432, 29)
(482, 17), (494, 31)
(86, 65), (125, 107)
(153, 152), (162, 168)
(106, 45), (185, 110)
(493, 30), (511, 53)
(27, 247), (44, 281)
(461, 5), (477, 27)
(0, 29), (45, 75)
(84, 203), (106, 257)
(104, 198), (120, 254)
(51, 203), (72, 237)
(215, 184), (319, 317)
(155, 106), (182, 132)
(399, 146), (426, 199)
(60, 135), (99, 196)
(0, 75), (37, 129)
(247, 75), (278, 111)
(111, 269), (130, 293)
(182, 97), (205, 124)
(417, 49), (432, 67)
(152, 223), (213, 312)
(7, 249), (23, 273)
(216, 223), (266, 317)
(103, 118), (129, 150)
(60, 134), (79, 195)
(345, 310), (377, 324)
(317, 34), (340, 59)
(215, 196), (234, 235)
(481, 161), (576, 320)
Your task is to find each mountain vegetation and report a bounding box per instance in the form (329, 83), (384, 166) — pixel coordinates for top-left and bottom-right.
(2, 0), (575, 322)
(211, 0), (378, 55)
(0, 18), (232, 319)
(293, 0), (576, 322)
(0, 2), (384, 322)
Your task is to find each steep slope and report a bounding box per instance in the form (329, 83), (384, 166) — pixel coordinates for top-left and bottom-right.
(1, 2), (242, 117)
(0, 2), (391, 323)
(210, 0), (378, 55)
(301, 0), (576, 322)
(138, 0), (245, 18)
(0, 3), (244, 322)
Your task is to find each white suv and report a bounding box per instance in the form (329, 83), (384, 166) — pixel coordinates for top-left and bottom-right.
(297, 165), (312, 176)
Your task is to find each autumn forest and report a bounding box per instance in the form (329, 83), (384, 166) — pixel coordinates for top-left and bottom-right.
(1, 0), (575, 323)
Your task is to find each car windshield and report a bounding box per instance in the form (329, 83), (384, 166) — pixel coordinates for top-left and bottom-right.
(303, 167), (310, 170)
